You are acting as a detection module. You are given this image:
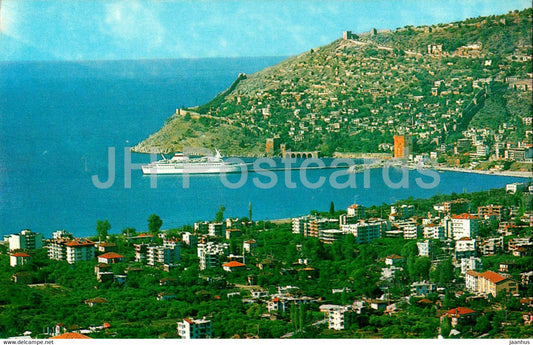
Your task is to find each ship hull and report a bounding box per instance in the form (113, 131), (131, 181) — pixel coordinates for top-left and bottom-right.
(141, 162), (243, 175)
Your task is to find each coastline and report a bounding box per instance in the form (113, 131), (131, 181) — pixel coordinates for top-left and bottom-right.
(432, 165), (533, 179)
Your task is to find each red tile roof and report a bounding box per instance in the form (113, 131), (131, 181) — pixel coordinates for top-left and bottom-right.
(11, 252), (30, 257)
(348, 204), (362, 209)
(386, 254), (404, 260)
(65, 239), (95, 247)
(481, 270), (507, 284)
(466, 270), (482, 277)
(98, 252), (124, 259)
(223, 261), (246, 268)
(452, 213), (478, 220)
(418, 298), (433, 304)
(50, 332), (91, 339)
(446, 307), (475, 316)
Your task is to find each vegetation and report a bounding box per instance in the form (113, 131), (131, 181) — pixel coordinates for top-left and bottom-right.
(1, 186), (532, 339)
(133, 8), (532, 158)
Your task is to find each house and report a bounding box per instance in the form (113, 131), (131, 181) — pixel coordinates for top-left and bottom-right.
(441, 307), (476, 327)
(197, 242), (229, 270)
(326, 306), (354, 331)
(478, 237), (504, 256)
(94, 263), (113, 282)
(451, 214), (478, 240)
(97, 252), (124, 264)
(222, 261), (246, 272)
(146, 243), (180, 266)
(521, 271), (533, 286)
(243, 240), (257, 253)
(157, 292), (176, 301)
(268, 297), (286, 313)
(225, 229), (242, 240)
(455, 238), (476, 259)
(368, 299), (388, 311)
(423, 223), (445, 239)
(84, 298), (109, 307)
(523, 312), (533, 326)
(96, 242), (117, 253)
(411, 281), (436, 296)
(5, 229), (43, 251)
(50, 332), (91, 339)
(10, 252), (30, 267)
(506, 183), (524, 194)
(177, 318), (212, 339)
(417, 240), (432, 257)
(465, 270), (519, 297)
(182, 232), (198, 246)
(385, 254), (404, 266)
(347, 204), (366, 219)
(460, 257), (482, 275)
(64, 239), (95, 264)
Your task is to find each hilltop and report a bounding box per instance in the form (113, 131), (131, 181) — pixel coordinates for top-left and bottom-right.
(133, 8), (532, 158)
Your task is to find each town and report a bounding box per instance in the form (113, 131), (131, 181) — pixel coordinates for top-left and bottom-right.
(1, 181), (532, 339)
(134, 8), (532, 178)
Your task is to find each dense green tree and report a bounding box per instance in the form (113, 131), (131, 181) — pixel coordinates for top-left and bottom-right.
(148, 214), (163, 234)
(215, 205), (226, 222)
(96, 219), (111, 241)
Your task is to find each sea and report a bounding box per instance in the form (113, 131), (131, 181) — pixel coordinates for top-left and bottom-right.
(0, 58), (529, 239)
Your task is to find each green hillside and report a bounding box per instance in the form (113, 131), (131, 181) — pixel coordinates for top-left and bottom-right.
(133, 8), (532, 157)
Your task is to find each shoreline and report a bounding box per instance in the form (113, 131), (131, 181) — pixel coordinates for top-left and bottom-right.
(431, 165), (532, 179)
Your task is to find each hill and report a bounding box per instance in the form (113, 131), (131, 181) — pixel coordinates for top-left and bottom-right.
(133, 8), (532, 157)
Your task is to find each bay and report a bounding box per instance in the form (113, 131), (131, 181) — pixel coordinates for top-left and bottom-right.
(0, 59), (528, 238)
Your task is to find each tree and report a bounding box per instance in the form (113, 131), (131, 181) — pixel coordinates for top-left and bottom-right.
(329, 201), (335, 216)
(440, 317), (452, 338)
(215, 205), (226, 222)
(248, 202), (253, 223)
(148, 214), (163, 234)
(96, 219), (111, 241)
(122, 227), (136, 237)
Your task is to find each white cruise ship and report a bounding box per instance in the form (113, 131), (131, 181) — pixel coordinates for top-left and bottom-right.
(141, 149), (243, 174)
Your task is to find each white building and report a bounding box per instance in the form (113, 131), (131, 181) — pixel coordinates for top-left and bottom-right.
(402, 225), (419, 239)
(411, 281), (436, 296)
(417, 240), (432, 257)
(177, 318), (212, 339)
(451, 214), (478, 240)
(243, 240), (257, 253)
(455, 238), (476, 259)
(208, 222), (225, 237)
(147, 243), (180, 266)
(341, 219), (388, 244)
(10, 252), (31, 267)
(347, 204), (366, 219)
(292, 215), (312, 235)
(460, 257), (482, 275)
(328, 306), (352, 331)
(197, 242), (229, 270)
(423, 224), (445, 239)
(64, 239), (95, 264)
(6, 230), (43, 251)
(506, 183), (525, 194)
(182, 232), (198, 246)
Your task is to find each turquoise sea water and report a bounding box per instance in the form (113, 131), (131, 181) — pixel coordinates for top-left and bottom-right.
(0, 59), (529, 238)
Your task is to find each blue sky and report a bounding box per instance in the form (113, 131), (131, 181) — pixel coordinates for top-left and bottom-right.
(0, 0), (531, 61)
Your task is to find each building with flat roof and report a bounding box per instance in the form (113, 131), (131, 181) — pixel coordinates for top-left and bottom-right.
(6, 230), (43, 251)
(177, 318), (212, 339)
